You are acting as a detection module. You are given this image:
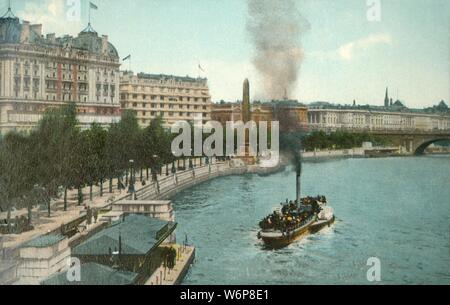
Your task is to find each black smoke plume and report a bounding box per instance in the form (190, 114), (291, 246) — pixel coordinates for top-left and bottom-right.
(280, 132), (304, 204)
(247, 0), (310, 100)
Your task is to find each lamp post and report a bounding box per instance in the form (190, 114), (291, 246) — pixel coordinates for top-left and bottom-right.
(152, 155), (159, 182)
(128, 159), (136, 199)
(171, 161), (176, 174)
(189, 148), (193, 169)
(171, 151), (177, 175)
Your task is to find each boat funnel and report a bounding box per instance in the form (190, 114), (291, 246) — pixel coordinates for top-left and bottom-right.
(295, 153), (302, 206)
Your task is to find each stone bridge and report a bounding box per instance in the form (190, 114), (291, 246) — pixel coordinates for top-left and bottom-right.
(369, 130), (450, 155)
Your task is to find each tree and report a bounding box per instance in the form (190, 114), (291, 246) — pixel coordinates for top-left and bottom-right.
(301, 130), (392, 151)
(105, 123), (123, 192)
(33, 103), (80, 214)
(104, 110), (140, 191)
(0, 132), (36, 230)
(142, 116), (173, 178)
(117, 110), (141, 183)
(0, 104), (178, 223)
(81, 123), (108, 200)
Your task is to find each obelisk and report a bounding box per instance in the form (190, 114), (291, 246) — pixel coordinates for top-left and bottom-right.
(240, 79), (255, 164)
(242, 79), (251, 123)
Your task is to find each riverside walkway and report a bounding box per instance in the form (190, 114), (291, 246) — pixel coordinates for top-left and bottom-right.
(1, 157), (284, 285)
(145, 244), (195, 285)
(2, 158), (280, 254)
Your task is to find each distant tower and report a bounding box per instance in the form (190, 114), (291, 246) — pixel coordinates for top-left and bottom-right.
(384, 87), (389, 107)
(242, 79), (251, 122)
(390, 98), (393, 107)
(239, 79), (255, 165)
(283, 88), (288, 101)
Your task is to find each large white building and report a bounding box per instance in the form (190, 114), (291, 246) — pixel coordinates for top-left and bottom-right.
(0, 8), (121, 135)
(120, 71), (212, 128)
(308, 107), (450, 132)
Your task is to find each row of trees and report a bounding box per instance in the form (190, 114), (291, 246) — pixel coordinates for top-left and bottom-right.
(302, 130), (391, 151)
(0, 103), (174, 231)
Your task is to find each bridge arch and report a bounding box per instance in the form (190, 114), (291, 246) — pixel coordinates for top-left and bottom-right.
(414, 138), (450, 155)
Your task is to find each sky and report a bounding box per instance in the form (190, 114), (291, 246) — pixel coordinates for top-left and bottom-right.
(4, 0), (449, 108)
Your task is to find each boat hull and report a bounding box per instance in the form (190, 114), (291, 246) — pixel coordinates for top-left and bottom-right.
(259, 219), (315, 249)
(309, 216), (335, 234)
(259, 216), (335, 249)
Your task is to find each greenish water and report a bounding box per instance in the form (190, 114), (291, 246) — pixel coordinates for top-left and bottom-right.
(172, 156), (450, 285)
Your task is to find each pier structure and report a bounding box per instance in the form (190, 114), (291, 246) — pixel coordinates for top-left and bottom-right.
(145, 244), (195, 285)
(110, 200), (174, 222)
(70, 214), (176, 284)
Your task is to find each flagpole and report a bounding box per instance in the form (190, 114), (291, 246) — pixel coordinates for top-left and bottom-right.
(123, 55), (132, 72)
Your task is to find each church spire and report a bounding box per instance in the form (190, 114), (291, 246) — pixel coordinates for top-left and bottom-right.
(384, 87), (389, 108)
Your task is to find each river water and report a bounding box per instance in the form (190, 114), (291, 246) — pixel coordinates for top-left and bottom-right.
(172, 156), (450, 285)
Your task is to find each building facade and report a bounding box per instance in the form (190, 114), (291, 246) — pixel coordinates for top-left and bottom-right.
(120, 71), (212, 128)
(0, 10), (121, 135)
(308, 107), (450, 132)
(274, 105), (309, 131)
(211, 102), (308, 131)
(211, 103), (274, 126)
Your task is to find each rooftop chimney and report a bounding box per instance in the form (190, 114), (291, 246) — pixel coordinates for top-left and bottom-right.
(20, 21), (30, 43)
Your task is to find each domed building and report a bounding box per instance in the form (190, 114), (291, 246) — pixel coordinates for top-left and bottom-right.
(0, 6), (121, 135)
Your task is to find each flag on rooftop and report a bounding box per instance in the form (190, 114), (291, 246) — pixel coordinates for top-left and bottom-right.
(90, 2), (98, 10)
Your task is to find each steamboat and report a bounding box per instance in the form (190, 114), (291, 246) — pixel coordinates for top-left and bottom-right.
(257, 155), (335, 249)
